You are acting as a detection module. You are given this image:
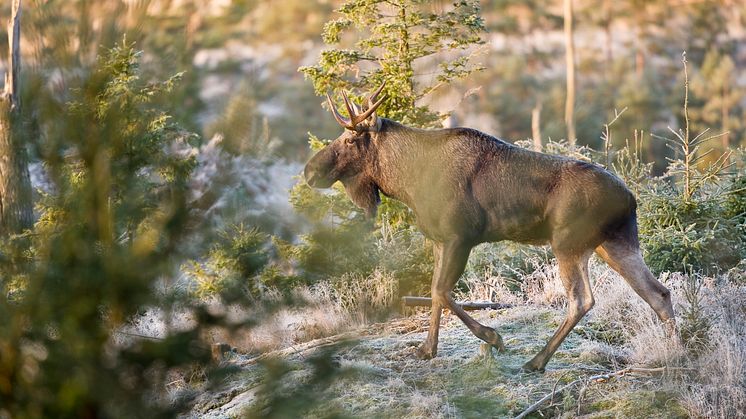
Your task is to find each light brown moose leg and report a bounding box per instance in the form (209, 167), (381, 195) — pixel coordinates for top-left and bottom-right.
(596, 240), (676, 332)
(416, 241), (505, 360)
(523, 251), (594, 372)
(416, 243), (445, 359)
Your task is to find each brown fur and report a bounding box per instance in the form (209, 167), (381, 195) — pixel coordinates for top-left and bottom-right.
(305, 114), (676, 372)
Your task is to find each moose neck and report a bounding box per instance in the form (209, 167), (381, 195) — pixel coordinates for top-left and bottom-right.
(368, 119), (439, 207)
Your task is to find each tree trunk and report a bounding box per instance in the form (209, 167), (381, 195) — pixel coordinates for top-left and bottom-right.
(721, 82), (729, 151)
(0, 0), (33, 235)
(398, 4), (415, 113)
(563, 0), (576, 147)
(604, 0), (613, 77)
(531, 100), (542, 151)
(634, 1), (646, 78)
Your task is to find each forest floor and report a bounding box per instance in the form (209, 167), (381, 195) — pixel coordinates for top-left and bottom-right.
(186, 305), (690, 418)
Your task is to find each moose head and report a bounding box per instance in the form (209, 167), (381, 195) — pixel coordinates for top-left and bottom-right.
(303, 83), (387, 218)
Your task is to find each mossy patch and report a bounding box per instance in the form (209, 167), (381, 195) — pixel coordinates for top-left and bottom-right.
(574, 320), (627, 346)
(581, 389), (687, 418)
(451, 393), (511, 418)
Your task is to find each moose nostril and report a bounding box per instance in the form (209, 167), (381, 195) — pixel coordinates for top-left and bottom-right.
(305, 168), (318, 185)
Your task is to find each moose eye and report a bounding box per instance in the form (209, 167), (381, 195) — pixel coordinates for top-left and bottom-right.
(344, 137), (355, 145)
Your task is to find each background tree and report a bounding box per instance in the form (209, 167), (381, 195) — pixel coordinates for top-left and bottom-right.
(474, 1), (560, 145)
(689, 50), (743, 154)
(300, 0), (486, 128)
(0, 0), (32, 235)
(563, 0), (576, 146)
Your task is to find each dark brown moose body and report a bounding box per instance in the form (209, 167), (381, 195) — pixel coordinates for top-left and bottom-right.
(305, 85), (676, 372)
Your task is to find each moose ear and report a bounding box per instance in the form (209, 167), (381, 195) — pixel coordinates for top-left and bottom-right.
(357, 113), (381, 132)
(360, 84), (386, 132)
(342, 175), (380, 219)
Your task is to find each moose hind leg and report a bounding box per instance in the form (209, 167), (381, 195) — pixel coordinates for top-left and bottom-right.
(596, 240), (675, 329)
(523, 252), (594, 372)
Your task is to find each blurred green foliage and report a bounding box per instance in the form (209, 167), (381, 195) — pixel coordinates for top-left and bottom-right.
(184, 224), (271, 298)
(0, 40), (208, 417)
(0, 35), (339, 418)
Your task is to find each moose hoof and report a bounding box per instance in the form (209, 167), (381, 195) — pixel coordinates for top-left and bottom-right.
(481, 328), (506, 353)
(415, 344), (437, 360)
(520, 360), (546, 373)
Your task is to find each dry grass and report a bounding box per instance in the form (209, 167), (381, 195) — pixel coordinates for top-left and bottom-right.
(455, 255), (746, 418)
(315, 269), (398, 325)
(181, 251), (744, 418)
(136, 269), (400, 355)
(557, 262), (745, 419)
(457, 269), (524, 306)
(679, 279), (746, 418)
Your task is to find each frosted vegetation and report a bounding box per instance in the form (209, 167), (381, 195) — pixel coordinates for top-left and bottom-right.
(0, 1), (744, 418)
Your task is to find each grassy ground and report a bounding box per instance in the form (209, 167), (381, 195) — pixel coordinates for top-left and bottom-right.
(188, 306), (690, 418)
(179, 259), (745, 418)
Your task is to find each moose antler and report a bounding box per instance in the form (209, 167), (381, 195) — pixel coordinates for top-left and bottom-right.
(326, 82), (387, 130)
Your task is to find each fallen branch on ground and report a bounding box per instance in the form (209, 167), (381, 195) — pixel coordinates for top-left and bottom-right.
(236, 331), (359, 367)
(514, 366), (671, 419)
(401, 296), (512, 311)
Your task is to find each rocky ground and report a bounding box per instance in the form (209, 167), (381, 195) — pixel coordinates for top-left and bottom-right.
(184, 305), (689, 418)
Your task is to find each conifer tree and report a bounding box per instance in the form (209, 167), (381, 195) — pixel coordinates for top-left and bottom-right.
(300, 0), (486, 128)
(296, 0), (486, 229)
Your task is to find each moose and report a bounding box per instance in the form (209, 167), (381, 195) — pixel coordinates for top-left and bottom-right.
(304, 84), (676, 372)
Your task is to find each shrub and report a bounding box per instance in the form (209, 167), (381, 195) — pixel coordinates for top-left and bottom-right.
(0, 40), (212, 417)
(723, 164), (746, 237)
(626, 55), (744, 274)
(678, 272), (712, 355)
(637, 185), (744, 274)
(183, 224), (272, 298)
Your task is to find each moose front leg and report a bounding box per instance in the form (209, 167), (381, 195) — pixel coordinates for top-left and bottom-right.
(416, 242), (446, 359)
(417, 241), (505, 360)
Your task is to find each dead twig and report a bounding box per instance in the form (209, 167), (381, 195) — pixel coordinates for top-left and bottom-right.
(514, 366), (671, 419)
(236, 331), (359, 367)
(401, 296), (512, 311)
(114, 330), (164, 340)
(550, 370), (573, 406)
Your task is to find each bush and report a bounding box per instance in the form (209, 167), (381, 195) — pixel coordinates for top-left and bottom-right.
(723, 167), (746, 237)
(638, 184), (744, 274)
(183, 224), (272, 298)
(0, 40), (212, 417)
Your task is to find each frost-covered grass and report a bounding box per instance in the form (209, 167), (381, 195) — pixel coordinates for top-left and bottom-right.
(184, 257), (745, 418)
